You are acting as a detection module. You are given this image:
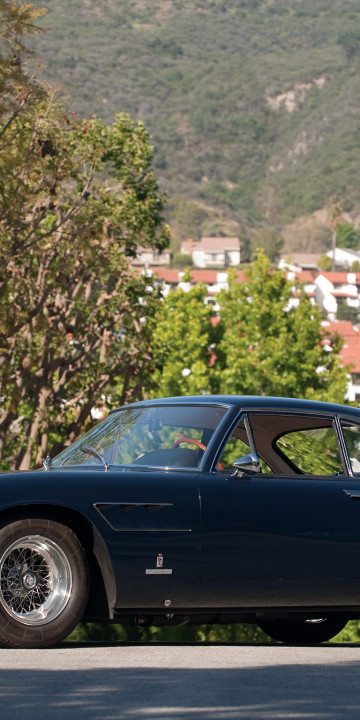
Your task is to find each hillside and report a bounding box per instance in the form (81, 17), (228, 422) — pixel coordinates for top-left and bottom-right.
(30, 0), (360, 248)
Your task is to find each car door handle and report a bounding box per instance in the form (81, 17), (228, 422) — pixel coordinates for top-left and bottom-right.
(344, 490), (360, 500)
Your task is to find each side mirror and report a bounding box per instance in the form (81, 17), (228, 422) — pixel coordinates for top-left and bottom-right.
(233, 453), (261, 476)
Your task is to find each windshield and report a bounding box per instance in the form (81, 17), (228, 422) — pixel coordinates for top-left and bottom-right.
(52, 404), (228, 469)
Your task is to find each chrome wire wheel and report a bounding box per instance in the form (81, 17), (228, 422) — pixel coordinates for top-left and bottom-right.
(0, 535), (72, 626)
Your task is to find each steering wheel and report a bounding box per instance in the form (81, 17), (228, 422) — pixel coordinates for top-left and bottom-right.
(173, 437), (223, 469)
(173, 437), (207, 451)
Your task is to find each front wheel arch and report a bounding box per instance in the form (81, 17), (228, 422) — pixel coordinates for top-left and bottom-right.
(0, 505), (115, 622)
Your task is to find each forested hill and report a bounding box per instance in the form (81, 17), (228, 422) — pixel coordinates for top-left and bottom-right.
(31, 0), (360, 243)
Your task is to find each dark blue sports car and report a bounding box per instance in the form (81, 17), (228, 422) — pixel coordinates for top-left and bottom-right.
(1, 394), (360, 648)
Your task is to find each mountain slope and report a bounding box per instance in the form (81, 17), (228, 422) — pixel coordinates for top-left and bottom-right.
(30, 0), (360, 238)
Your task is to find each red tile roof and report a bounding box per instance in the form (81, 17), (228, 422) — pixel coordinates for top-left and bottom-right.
(149, 269), (180, 283)
(294, 270), (315, 283)
(341, 338), (360, 373)
(323, 322), (360, 373)
(148, 268), (247, 284)
(323, 321), (359, 338)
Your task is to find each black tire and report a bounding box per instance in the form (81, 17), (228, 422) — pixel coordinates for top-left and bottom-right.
(0, 518), (89, 648)
(258, 616), (348, 645)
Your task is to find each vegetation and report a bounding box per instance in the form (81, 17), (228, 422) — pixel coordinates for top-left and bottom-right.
(150, 251), (348, 403)
(150, 280), (219, 397)
(0, 0), (169, 470)
(214, 253), (347, 402)
(336, 222), (360, 250)
(28, 0), (360, 239)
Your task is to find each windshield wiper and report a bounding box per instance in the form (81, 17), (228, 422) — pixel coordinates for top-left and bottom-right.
(80, 446), (109, 471)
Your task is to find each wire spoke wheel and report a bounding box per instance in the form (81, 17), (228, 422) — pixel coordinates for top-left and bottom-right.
(0, 535), (72, 626)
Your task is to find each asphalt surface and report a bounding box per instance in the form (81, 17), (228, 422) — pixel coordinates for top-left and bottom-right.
(1, 642), (360, 719)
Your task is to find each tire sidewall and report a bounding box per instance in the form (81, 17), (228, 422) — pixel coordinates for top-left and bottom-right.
(258, 617), (348, 644)
(0, 518), (88, 648)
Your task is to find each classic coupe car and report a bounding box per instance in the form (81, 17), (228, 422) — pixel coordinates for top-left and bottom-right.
(1, 394), (360, 648)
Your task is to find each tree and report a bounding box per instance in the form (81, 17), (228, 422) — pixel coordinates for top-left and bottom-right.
(326, 196), (344, 270)
(149, 277), (219, 398)
(149, 252), (348, 405)
(0, 0), (47, 121)
(336, 222), (359, 250)
(250, 227), (284, 262)
(215, 252), (348, 403)
(0, 1), (170, 470)
(318, 254), (332, 272)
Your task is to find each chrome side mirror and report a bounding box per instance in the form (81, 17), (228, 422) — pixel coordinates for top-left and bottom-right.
(233, 453), (261, 476)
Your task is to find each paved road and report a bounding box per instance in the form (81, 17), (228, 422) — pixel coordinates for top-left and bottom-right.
(1, 642), (360, 719)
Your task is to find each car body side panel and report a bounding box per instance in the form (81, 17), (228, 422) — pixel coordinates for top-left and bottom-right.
(0, 467), (201, 609)
(199, 471), (360, 607)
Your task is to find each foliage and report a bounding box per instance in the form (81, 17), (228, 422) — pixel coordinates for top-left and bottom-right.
(150, 251), (348, 404)
(149, 281), (219, 398)
(250, 227), (283, 262)
(68, 618), (360, 644)
(215, 251), (348, 402)
(333, 620), (360, 643)
(68, 620), (269, 643)
(336, 222), (359, 250)
(0, 0), (47, 118)
(172, 252), (193, 267)
(0, 0), (169, 470)
(318, 254), (332, 271)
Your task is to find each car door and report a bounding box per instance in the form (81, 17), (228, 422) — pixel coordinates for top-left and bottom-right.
(198, 411), (360, 608)
(89, 466), (201, 610)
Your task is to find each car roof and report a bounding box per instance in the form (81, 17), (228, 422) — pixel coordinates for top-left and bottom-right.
(110, 395), (360, 419)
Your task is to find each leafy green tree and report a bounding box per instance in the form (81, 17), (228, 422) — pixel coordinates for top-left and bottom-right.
(215, 251), (348, 402)
(336, 222), (359, 250)
(149, 279), (219, 398)
(318, 254), (332, 272)
(0, 1), (169, 470)
(172, 253), (193, 267)
(0, 0), (47, 121)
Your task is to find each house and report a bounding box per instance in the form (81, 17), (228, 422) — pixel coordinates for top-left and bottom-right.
(325, 248), (360, 269)
(278, 253), (321, 273)
(322, 321), (360, 402)
(314, 272), (360, 320)
(131, 247), (172, 267)
(180, 237), (240, 268)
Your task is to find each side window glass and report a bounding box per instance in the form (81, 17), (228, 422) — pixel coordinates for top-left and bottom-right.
(276, 426), (342, 475)
(218, 417), (272, 472)
(342, 423), (360, 475)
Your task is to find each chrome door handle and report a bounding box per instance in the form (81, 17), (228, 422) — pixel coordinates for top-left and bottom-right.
(344, 490), (360, 500)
